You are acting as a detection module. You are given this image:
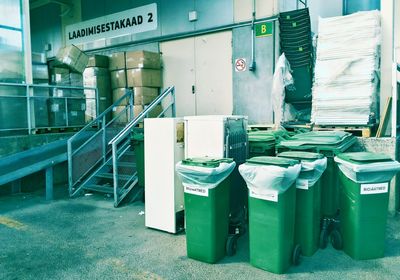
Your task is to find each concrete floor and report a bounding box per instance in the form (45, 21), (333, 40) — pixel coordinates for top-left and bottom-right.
(1, 186), (400, 280)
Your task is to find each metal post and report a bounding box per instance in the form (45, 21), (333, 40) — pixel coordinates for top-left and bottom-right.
(171, 88), (176, 117)
(65, 97), (69, 127)
(26, 85), (32, 134)
(129, 90), (134, 121)
(112, 143), (119, 206)
(95, 88), (100, 118)
(67, 139), (73, 195)
(102, 114), (107, 163)
(45, 166), (54, 201)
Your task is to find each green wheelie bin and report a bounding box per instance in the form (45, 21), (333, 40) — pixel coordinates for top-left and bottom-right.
(132, 133), (145, 188)
(277, 131), (356, 217)
(277, 151), (327, 256)
(248, 131), (276, 158)
(334, 152), (400, 260)
(175, 158), (236, 263)
(239, 156), (302, 274)
(277, 131), (356, 249)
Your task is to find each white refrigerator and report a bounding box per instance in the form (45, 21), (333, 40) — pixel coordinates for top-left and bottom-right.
(144, 118), (185, 233)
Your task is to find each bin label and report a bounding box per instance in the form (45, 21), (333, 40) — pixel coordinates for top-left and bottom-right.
(360, 183), (389, 195)
(296, 179), (309, 190)
(249, 190), (278, 202)
(184, 185), (209, 197)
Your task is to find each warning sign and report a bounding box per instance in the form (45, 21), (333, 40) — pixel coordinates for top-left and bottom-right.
(235, 58), (247, 72)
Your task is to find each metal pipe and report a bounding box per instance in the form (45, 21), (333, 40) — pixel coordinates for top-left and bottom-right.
(249, 0), (256, 71)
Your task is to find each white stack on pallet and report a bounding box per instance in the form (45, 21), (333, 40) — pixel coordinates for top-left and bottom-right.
(311, 11), (381, 125)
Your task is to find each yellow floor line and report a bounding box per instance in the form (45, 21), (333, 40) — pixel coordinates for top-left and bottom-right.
(0, 216), (27, 231)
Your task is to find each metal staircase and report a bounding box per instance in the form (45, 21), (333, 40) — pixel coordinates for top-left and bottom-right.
(67, 86), (176, 207)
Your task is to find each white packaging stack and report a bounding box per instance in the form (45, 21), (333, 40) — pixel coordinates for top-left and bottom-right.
(311, 11), (381, 125)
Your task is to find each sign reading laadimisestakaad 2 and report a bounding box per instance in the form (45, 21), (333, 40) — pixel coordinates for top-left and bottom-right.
(66, 3), (157, 45)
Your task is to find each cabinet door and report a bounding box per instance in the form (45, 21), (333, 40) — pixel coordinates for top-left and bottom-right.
(160, 38), (196, 117)
(195, 31), (233, 115)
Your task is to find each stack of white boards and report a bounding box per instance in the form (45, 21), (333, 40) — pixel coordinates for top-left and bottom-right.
(311, 11), (380, 125)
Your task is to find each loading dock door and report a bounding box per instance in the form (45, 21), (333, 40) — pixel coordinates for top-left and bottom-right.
(160, 31), (233, 117)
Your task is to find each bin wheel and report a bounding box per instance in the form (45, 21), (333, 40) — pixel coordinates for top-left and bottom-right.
(226, 234), (239, 256)
(292, 245), (301, 266)
(330, 229), (343, 250)
(319, 229), (329, 249)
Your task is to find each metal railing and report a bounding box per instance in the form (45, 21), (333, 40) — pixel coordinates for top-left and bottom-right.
(0, 82), (98, 134)
(109, 86), (176, 207)
(67, 89), (134, 197)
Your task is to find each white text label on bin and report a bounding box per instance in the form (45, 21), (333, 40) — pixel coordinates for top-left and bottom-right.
(296, 179), (309, 190)
(184, 185), (209, 197)
(360, 182), (389, 195)
(249, 190), (278, 202)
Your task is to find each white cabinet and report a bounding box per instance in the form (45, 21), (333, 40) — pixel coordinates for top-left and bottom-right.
(144, 118), (185, 234)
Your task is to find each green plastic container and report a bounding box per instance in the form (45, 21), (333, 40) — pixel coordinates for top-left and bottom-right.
(277, 131), (356, 218)
(248, 132), (276, 158)
(335, 152), (400, 260)
(277, 151), (325, 256)
(182, 158), (234, 263)
(132, 133), (145, 188)
(285, 65), (313, 103)
(244, 156), (300, 274)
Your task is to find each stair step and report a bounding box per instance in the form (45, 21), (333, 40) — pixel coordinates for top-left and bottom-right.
(83, 184), (113, 194)
(107, 161), (136, 168)
(123, 151), (135, 156)
(95, 172), (133, 181)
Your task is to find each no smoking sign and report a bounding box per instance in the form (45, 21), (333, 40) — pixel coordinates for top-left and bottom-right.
(235, 58), (247, 72)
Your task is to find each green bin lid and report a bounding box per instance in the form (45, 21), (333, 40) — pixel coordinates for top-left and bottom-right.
(277, 151), (324, 161)
(248, 132), (275, 143)
(247, 156), (299, 167)
(182, 157), (234, 168)
(336, 152), (393, 164)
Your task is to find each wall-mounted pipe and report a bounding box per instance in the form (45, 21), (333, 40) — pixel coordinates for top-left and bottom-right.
(249, 0), (256, 71)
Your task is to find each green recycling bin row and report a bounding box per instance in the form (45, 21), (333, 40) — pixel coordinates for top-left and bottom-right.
(174, 136), (400, 273)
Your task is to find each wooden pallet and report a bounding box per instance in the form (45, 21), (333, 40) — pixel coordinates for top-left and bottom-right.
(313, 125), (376, 138)
(32, 126), (83, 134)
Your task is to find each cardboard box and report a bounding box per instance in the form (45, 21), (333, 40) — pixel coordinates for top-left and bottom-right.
(112, 105), (130, 123)
(32, 52), (46, 64)
(50, 67), (70, 85)
(126, 50), (161, 69)
(127, 69), (162, 87)
(110, 69), (127, 89)
(87, 55), (109, 68)
(134, 105), (144, 117)
(134, 87), (159, 105)
(136, 104), (163, 118)
(109, 52), (126, 71)
(70, 73), (83, 87)
(56, 45), (88, 73)
(112, 88), (131, 105)
(84, 67), (111, 117)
